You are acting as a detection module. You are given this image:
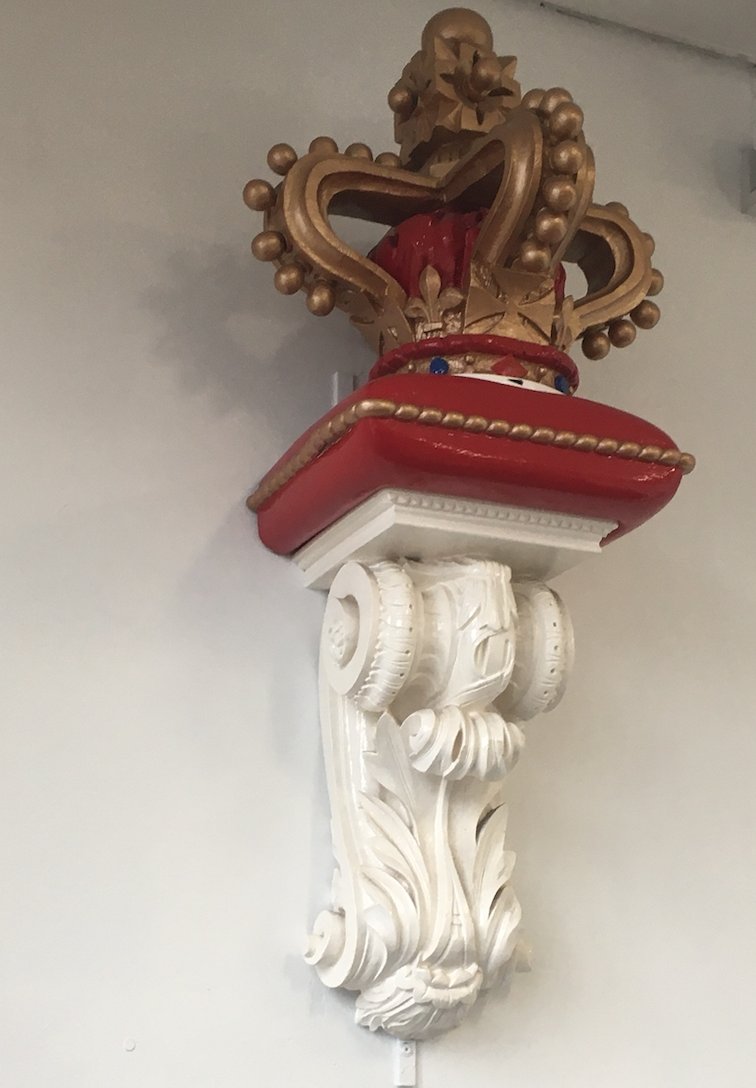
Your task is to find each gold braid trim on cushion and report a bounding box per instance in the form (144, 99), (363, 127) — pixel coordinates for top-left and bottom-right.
(247, 397), (696, 512)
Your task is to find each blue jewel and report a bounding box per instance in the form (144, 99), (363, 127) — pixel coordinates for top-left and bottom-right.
(429, 356), (450, 375)
(554, 373), (570, 394)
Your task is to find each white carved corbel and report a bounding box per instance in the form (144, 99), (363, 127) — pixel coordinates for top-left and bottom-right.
(304, 550), (573, 1040)
(241, 1), (695, 1056)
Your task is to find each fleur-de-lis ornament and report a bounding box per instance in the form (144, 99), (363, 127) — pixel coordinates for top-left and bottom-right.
(404, 266), (466, 338)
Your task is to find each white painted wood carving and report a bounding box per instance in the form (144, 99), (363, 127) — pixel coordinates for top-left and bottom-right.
(242, 2), (694, 1054)
(304, 557), (573, 1039)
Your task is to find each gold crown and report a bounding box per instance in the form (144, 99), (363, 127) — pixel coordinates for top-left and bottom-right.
(243, 7), (662, 371)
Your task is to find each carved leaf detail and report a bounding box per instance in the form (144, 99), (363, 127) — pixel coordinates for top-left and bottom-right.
(404, 299), (429, 319)
(404, 265), (465, 334)
(308, 557), (573, 1039)
(360, 792), (431, 918)
(473, 803), (521, 982)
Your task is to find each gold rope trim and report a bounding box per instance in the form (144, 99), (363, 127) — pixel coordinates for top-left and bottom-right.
(247, 397), (696, 512)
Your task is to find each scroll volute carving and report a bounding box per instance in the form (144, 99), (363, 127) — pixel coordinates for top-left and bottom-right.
(306, 558), (573, 1040)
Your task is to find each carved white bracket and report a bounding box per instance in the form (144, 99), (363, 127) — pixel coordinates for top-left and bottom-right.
(304, 554), (574, 1040)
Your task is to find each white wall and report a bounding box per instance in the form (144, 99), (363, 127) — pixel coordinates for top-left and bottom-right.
(2, 2), (755, 1085)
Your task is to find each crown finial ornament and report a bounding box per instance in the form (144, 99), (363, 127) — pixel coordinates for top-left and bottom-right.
(242, 8), (694, 1047)
(243, 5), (673, 386)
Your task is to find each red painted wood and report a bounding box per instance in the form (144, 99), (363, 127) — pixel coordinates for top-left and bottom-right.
(368, 333), (579, 386)
(253, 374), (684, 556)
(367, 209), (572, 383)
(369, 209), (486, 298)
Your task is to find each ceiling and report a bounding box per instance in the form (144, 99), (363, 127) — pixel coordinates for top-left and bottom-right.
(539, 0), (756, 64)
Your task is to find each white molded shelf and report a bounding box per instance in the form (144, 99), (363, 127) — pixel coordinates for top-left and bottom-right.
(294, 488), (616, 589)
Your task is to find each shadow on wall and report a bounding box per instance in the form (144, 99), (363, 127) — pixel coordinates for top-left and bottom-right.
(712, 137), (753, 215)
(142, 242), (370, 458)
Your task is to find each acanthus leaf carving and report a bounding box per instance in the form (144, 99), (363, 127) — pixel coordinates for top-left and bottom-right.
(305, 557), (574, 1040)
